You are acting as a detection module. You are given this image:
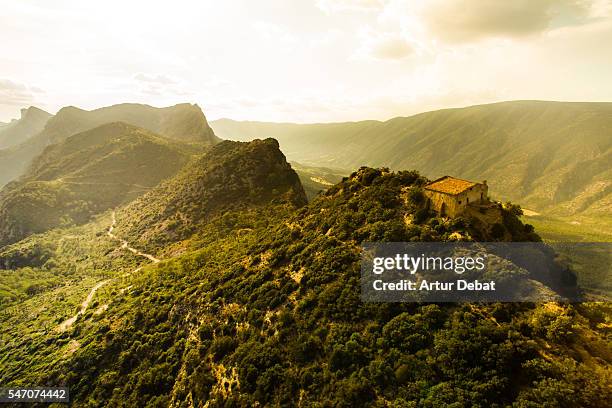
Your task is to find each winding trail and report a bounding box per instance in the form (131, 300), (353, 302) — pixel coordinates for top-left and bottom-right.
(107, 211), (160, 263)
(58, 211), (160, 331)
(58, 280), (109, 331)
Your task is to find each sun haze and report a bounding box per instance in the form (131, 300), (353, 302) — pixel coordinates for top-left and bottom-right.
(1, 0), (611, 122)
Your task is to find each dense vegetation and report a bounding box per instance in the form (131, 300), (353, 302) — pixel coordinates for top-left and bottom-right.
(291, 162), (345, 201)
(0, 122), (196, 247)
(212, 100), (612, 218)
(115, 138), (307, 252)
(0, 102), (219, 189)
(1, 152), (609, 407)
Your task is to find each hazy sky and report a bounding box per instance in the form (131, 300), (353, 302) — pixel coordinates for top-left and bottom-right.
(1, 0), (612, 122)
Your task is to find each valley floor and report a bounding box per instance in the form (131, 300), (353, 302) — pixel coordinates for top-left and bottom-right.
(523, 213), (612, 243)
(522, 212), (612, 297)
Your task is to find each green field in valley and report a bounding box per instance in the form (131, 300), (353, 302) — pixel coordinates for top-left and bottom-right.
(522, 212), (612, 298)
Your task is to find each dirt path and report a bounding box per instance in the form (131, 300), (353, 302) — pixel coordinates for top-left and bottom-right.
(58, 211), (160, 331)
(57, 177), (152, 190)
(107, 211), (160, 263)
(58, 280), (109, 331)
(522, 208), (541, 217)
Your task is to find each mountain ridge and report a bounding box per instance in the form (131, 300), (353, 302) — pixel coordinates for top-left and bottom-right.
(44, 103), (218, 145)
(213, 99), (612, 126)
(0, 122), (192, 247)
(0, 106), (52, 149)
(115, 138), (307, 251)
(0, 102), (219, 189)
(211, 100), (612, 217)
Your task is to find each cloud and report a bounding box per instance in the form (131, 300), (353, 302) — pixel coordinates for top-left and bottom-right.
(357, 32), (414, 60)
(133, 73), (177, 85)
(407, 0), (597, 43)
(204, 86), (509, 123)
(0, 79), (44, 107)
(252, 21), (296, 44)
(316, 0), (384, 14)
(132, 73), (193, 98)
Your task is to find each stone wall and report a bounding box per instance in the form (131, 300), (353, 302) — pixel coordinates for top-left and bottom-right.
(425, 190), (464, 217)
(425, 183), (488, 217)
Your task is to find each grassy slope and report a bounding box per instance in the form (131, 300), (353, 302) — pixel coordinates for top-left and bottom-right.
(522, 213), (612, 295)
(524, 214), (612, 243)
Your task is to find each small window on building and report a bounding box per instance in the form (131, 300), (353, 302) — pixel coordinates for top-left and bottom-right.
(458, 200), (461, 204)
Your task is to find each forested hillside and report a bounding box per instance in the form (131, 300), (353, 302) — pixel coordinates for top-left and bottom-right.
(0, 122), (194, 247)
(0, 103), (219, 188)
(212, 101), (612, 217)
(0, 148), (609, 406)
(114, 138), (307, 252)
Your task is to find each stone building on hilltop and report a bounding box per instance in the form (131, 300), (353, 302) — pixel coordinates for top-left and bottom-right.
(424, 176), (489, 217)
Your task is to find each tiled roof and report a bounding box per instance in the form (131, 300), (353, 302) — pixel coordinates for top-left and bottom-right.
(424, 176), (477, 195)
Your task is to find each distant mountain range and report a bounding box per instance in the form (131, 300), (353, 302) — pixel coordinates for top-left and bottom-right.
(211, 101), (612, 217)
(0, 103), (219, 188)
(0, 106), (51, 149)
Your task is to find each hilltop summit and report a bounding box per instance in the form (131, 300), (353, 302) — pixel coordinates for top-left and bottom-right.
(116, 138), (307, 249)
(44, 102), (219, 145)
